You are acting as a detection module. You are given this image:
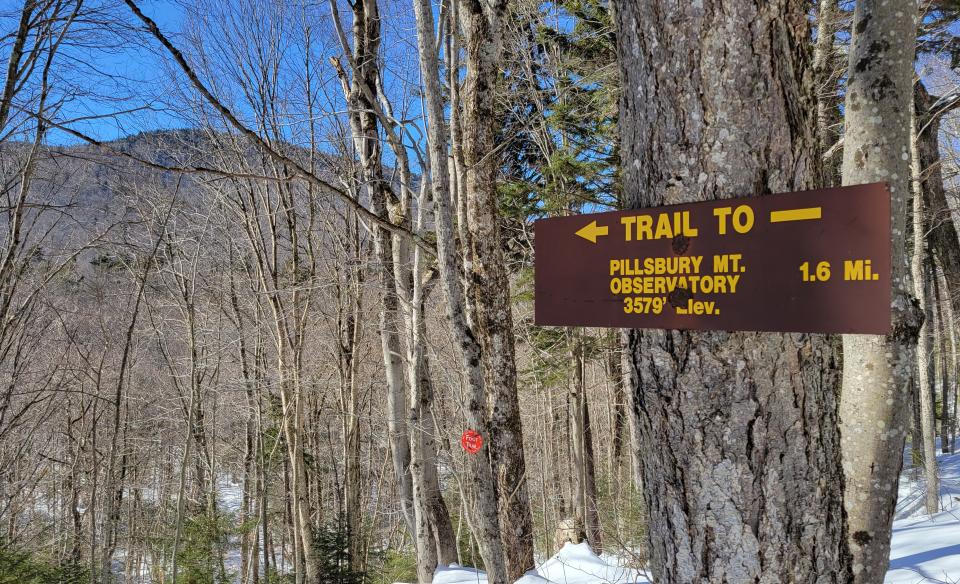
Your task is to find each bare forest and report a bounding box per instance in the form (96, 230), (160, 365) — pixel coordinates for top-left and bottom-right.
(0, 1), (959, 583)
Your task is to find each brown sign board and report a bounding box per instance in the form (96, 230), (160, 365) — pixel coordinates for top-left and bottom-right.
(534, 183), (891, 334)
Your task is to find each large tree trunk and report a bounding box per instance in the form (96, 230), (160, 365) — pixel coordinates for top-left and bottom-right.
(457, 1), (536, 579)
(838, 2), (921, 582)
(615, 2), (850, 582)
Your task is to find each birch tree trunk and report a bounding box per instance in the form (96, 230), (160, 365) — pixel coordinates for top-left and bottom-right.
(332, 0), (417, 544)
(457, 1), (536, 578)
(911, 110), (940, 515)
(838, 2), (922, 581)
(412, 1), (508, 580)
(942, 268), (959, 454)
(407, 277), (459, 580)
(331, 1), (460, 577)
(615, 2), (849, 581)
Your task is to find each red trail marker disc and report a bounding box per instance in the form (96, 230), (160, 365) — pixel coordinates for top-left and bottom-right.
(460, 429), (483, 454)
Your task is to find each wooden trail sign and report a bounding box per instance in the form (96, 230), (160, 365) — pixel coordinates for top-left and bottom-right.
(534, 183), (891, 334)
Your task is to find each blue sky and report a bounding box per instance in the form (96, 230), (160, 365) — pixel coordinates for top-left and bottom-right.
(4, 0), (429, 175)
(0, 2), (388, 145)
(0, 0), (188, 143)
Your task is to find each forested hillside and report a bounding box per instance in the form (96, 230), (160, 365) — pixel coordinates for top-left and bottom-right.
(0, 1), (959, 583)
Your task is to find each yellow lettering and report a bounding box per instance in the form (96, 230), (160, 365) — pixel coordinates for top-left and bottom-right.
(844, 260), (865, 281)
(683, 211), (699, 237)
(728, 275), (740, 293)
(654, 213), (673, 239)
(733, 205), (754, 234)
(621, 216), (636, 241)
(637, 216), (653, 240)
(714, 207), (732, 234)
(714, 254), (729, 272)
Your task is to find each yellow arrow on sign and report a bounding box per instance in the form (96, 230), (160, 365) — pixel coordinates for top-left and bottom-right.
(576, 220), (609, 243)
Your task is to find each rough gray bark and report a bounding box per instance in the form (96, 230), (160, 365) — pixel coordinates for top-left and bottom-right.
(911, 111), (940, 515)
(838, 2), (921, 581)
(615, 2), (849, 582)
(456, 0), (536, 579)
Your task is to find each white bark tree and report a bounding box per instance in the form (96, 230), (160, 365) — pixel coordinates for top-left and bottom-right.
(838, 2), (922, 581)
(455, 0), (536, 578)
(910, 102), (940, 515)
(410, 0), (509, 579)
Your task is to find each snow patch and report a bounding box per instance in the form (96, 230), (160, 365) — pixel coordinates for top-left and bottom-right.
(886, 445), (960, 583)
(422, 449), (960, 584)
(424, 542), (650, 584)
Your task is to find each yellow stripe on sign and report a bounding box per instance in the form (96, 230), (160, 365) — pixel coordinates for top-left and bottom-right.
(770, 207), (822, 223)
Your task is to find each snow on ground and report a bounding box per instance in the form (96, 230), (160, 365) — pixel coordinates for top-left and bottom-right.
(886, 445), (960, 584)
(431, 543), (650, 584)
(426, 448), (960, 584)
(535, 544), (649, 584)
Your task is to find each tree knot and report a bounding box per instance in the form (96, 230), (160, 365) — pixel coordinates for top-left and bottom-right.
(889, 287), (924, 343)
